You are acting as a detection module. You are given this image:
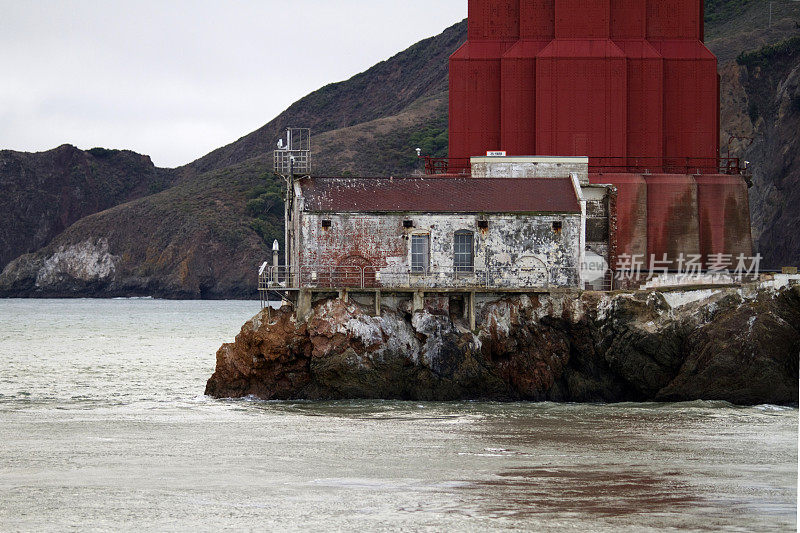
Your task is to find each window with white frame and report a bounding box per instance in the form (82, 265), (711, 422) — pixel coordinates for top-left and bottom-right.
(411, 234), (429, 273)
(454, 230), (474, 273)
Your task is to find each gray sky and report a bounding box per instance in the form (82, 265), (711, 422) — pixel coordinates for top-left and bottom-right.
(0, 1), (465, 168)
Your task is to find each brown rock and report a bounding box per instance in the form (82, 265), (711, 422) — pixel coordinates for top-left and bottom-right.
(206, 285), (800, 405)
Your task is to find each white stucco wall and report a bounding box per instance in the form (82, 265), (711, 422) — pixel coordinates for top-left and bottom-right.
(470, 156), (590, 184)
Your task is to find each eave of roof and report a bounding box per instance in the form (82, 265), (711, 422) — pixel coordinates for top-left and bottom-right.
(298, 176), (581, 214)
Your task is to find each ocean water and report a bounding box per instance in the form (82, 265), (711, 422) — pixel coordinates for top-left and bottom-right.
(0, 299), (796, 532)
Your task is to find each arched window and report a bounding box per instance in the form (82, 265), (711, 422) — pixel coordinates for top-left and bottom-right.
(454, 230), (474, 273)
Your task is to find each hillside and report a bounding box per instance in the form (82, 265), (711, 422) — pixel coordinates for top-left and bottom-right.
(0, 157), (268, 298)
(708, 2), (800, 266)
(737, 37), (800, 267)
(188, 20), (465, 175)
(1, 2), (798, 298)
(0, 20), (468, 299)
(0, 144), (176, 272)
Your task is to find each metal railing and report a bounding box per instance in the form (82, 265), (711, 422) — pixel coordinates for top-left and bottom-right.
(259, 264), (582, 292)
(274, 127), (311, 175)
(258, 265), (362, 291)
(589, 156), (744, 175)
(422, 156), (746, 176)
(422, 157), (471, 176)
(258, 263), (765, 301)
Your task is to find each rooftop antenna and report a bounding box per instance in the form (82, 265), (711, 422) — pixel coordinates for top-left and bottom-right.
(274, 127), (310, 177)
(273, 127), (310, 280)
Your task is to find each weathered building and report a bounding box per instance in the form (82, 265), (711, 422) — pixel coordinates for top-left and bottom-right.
(471, 156), (617, 290)
(287, 174), (590, 291)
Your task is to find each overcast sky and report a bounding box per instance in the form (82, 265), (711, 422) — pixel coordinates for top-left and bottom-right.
(0, 1), (465, 168)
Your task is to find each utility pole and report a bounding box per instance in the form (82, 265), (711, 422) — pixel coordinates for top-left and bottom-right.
(287, 155), (294, 274)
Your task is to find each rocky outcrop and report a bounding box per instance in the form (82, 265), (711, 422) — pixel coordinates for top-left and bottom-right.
(740, 46), (800, 267)
(0, 144), (174, 272)
(206, 284), (800, 405)
(0, 159), (269, 299)
(0, 238), (119, 295)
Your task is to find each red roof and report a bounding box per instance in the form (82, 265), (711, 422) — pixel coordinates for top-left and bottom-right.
(299, 177), (580, 214)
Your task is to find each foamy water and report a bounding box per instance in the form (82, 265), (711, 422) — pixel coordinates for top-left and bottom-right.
(0, 299), (796, 531)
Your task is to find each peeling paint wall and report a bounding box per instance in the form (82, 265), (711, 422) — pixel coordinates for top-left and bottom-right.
(471, 157), (590, 184)
(581, 184), (614, 290)
(583, 187), (610, 255)
(296, 212), (581, 288)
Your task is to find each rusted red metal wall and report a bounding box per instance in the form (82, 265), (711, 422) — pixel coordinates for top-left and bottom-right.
(499, 0), (552, 155)
(535, 40), (627, 162)
(616, 40), (663, 164)
(695, 175), (753, 266)
(500, 40), (546, 155)
(611, 1), (662, 167)
(520, 0), (554, 39)
(645, 174), (700, 268)
(555, 0), (610, 38)
(611, 0), (646, 39)
(590, 173), (648, 259)
(651, 40), (718, 170)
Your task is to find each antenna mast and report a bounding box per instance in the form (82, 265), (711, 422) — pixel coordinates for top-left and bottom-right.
(274, 127), (311, 280)
(274, 127), (310, 177)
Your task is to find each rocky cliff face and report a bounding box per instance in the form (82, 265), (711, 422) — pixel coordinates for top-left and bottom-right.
(0, 159), (267, 299)
(736, 39), (800, 267)
(206, 284), (800, 405)
(0, 144), (174, 272)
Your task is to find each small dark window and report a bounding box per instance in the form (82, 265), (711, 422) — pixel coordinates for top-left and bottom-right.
(322, 219), (332, 229)
(403, 220), (414, 229)
(477, 220), (489, 230)
(552, 221), (562, 234)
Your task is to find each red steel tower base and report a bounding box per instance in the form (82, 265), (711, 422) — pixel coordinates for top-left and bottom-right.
(449, 0), (753, 267)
